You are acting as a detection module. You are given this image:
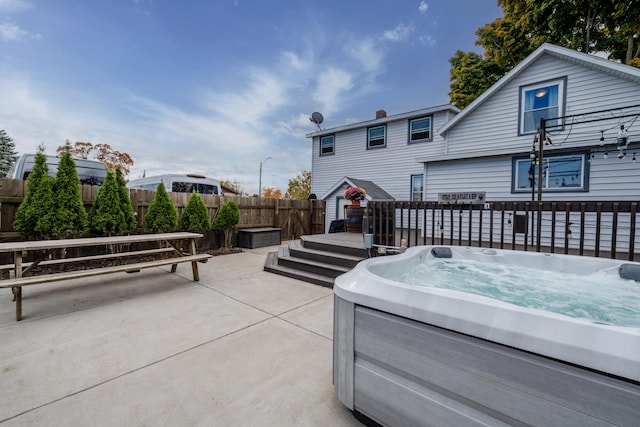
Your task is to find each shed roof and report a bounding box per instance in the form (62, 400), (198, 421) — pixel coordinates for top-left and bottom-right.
(321, 176), (394, 201)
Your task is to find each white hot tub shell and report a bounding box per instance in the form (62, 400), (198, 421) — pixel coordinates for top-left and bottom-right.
(333, 246), (640, 426)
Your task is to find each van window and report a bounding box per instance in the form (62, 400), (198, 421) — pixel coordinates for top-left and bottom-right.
(172, 182), (219, 195)
(8, 154), (107, 185)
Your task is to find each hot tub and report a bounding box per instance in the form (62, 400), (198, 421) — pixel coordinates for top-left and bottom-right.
(333, 246), (640, 427)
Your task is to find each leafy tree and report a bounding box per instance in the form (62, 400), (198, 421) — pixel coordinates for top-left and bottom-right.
(116, 168), (137, 232)
(448, 50), (504, 110)
(143, 182), (177, 232)
(52, 146), (88, 238)
(0, 129), (18, 186)
(214, 200), (239, 247)
(180, 191), (211, 232)
(263, 187), (282, 199)
(449, 0), (640, 109)
(14, 147), (56, 239)
(287, 171), (311, 200)
(89, 171), (125, 236)
(57, 140), (134, 176)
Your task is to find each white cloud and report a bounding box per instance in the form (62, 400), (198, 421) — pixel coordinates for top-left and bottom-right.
(418, 1), (428, 15)
(0, 0), (31, 11)
(0, 22), (27, 41)
(419, 34), (436, 46)
(345, 38), (384, 76)
(313, 67), (354, 116)
(380, 23), (414, 42)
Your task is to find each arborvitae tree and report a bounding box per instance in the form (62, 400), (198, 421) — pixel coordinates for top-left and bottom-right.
(88, 171), (125, 236)
(180, 191), (211, 232)
(143, 182), (177, 232)
(214, 200), (239, 247)
(32, 175), (57, 239)
(116, 168), (137, 232)
(52, 148), (88, 238)
(0, 129), (18, 186)
(14, 147), (56, 239)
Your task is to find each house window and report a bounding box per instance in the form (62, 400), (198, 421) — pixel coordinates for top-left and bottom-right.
(519, 78), (566, 134)
(320, 135), (335, 156)
(512, 152), (589, 193)
(368, 125), (386, 148)
(409, 116), (432, 143)
(411, 175), (424, 201)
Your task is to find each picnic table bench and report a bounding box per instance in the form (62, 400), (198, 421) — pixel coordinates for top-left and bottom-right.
(0, 232), (212, 321)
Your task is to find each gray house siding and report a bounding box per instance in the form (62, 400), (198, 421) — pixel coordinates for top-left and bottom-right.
(431, 53), (640, 202)
(311, 109), (453, 231)
(440, 55), (640, 162)
(309, 45), (639, 243)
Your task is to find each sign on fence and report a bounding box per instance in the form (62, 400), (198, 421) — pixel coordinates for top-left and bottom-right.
(438, 192), (486, 205)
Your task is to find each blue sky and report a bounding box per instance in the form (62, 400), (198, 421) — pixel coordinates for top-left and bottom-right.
(0, 0), (502, 194)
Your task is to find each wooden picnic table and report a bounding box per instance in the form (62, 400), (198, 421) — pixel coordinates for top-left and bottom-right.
(0, 232), (211, 321)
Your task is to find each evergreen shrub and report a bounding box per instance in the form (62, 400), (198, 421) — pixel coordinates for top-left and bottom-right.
(180, 191), (211, 232)
(143, 182), (177, 232)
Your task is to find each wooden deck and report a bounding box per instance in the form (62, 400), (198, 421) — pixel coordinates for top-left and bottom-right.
(302, 232), (366, 250)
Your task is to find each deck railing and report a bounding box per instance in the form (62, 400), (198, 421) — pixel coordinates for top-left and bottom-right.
(366, 200), (639, 261)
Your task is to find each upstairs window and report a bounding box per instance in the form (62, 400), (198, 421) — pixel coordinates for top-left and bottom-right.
(411, 175), (424, 201)
(368, 125), (386, 149)
(512, 152), (588, 193)
(519, 78), (566, 134)
(409, 116), (432, 143)
(320, 135), (335, 156)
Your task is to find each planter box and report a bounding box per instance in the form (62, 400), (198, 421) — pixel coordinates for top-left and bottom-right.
(238, 228), (282, 249)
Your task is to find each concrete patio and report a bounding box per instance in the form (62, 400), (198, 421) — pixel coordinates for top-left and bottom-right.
(0, 244), (362, 426)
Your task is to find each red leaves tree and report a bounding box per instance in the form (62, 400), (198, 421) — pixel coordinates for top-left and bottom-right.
(57, 140), (134, 176)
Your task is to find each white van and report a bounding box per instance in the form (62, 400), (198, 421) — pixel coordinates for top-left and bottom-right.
(127, 174), (221, 195)
(7, 154), (108, 185)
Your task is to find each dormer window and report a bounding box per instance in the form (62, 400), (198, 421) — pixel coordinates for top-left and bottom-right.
(519, 77), (566, 134)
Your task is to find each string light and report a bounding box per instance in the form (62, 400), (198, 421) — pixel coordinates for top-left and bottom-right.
(603, 149), (608, 159)
(599, 130), (605, 146)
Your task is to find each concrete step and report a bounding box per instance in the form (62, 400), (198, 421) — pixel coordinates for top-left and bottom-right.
(276, 246), (351, 278)
(301, 236), (368, 258)
(264, 251), (334, 288)
(288, 240), (363, 269)
(263, 237), (368, 287)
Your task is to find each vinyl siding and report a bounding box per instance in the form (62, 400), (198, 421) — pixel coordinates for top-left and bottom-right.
(442, 54), (640, 160)
(311, 49), (640, 235)
(312, 111), (450, 202)
(425, 155), (640, 202)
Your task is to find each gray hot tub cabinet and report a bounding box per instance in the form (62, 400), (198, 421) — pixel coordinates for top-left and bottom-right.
(333, 295), (640, 427)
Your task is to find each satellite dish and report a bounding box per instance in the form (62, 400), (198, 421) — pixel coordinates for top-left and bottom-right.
(310, 112), (324, 130)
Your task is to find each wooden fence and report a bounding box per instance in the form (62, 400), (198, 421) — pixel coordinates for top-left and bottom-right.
(0, 179), (325, 243)
(367, 200), (640, 261)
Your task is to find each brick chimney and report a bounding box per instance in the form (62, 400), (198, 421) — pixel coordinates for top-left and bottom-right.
(376, 109), (387, 119)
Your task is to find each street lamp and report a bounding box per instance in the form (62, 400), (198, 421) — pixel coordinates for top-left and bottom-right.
(258, 156), (271, 196)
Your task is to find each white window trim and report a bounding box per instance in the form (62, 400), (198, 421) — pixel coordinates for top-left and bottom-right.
(519, 77), (566, 135)
(411, 174), (424, 201)
(367, 125), (387, 149)
(512, 152), (588, 193)
(409, 116), (433, 143)
(320, 135), (335, 156)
